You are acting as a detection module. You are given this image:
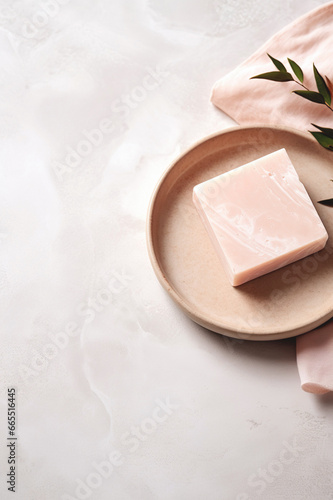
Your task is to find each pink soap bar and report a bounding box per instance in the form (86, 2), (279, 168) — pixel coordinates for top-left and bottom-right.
(193, 149), (328, 286)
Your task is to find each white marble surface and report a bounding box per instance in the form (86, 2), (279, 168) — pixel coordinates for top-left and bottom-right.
(1, 1), (333, 499)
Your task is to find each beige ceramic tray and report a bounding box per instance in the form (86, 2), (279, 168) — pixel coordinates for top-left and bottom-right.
(146, 126), (333, 340)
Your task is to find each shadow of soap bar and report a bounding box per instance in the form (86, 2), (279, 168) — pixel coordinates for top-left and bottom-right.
(193, 148), (328, 286)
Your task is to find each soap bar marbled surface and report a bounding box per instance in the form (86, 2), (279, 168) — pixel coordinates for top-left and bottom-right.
(193, 148), (328, 286)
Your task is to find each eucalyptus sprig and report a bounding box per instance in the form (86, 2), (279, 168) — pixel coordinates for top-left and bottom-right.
(251, 54), (333, 206)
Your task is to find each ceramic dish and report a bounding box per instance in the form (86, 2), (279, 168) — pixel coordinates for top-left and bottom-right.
(146, 126), (333, 340)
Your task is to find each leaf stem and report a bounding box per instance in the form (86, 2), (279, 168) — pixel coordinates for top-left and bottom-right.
(294, 79), (333, 112)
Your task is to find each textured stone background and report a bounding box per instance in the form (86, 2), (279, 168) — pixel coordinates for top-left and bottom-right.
(0, 1), (332, 499)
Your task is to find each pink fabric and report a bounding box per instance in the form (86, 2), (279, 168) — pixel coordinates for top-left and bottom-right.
(211, 2), (333, 394)
(297, 321), (333, 394)
(211, 2), (333, 131)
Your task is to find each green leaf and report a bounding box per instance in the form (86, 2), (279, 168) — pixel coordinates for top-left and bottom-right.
(250, 71), (293, 82)
(311, 123), (333, 139)
(313, 64), (331, 105)
(287, 58), (303, 82)
(309, 131), (333, 150)
(318, 198), (333, 206)
(325, 75), (333, 96)
(267, 53), (287, 72)
(293, 90), (326, 104)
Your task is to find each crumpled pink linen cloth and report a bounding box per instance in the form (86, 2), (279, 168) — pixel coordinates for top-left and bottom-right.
(297, 321), (333, 394)
(211, 2), (333, 394)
